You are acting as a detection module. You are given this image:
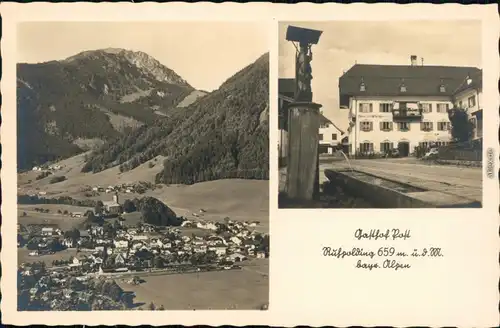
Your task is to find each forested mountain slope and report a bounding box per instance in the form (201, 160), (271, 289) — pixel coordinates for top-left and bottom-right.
(82, 53), (270, 184)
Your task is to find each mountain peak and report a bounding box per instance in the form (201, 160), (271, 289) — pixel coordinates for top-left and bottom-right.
(63, 48), (191, 88)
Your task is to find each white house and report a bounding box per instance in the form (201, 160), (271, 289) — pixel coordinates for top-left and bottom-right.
(114, 239), (129, 249)
(452, 70), (483, 140)
(41, 227), (54, 236)
(339, 56), (481, 155)
(318, 113), (345, 154)
(230, 236), (242, 245)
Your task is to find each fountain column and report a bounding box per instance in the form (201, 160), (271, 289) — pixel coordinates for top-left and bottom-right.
(284, 26), (323, 201)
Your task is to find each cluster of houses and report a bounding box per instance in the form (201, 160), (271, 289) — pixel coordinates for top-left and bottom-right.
(90, 182), (153, 195)
(32, 164), (63, 172)
(18, 263), (126, 311)
(19, 210), (269, 310)
(21, 214), (268, 278)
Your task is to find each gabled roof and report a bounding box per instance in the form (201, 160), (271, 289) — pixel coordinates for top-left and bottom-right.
(103, 201), (120, 207)
(453, 69), (482, 95)
(339, 64), (481, 105)
(321, 118), (345, 135)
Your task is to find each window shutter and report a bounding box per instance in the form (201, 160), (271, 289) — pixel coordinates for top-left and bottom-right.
(389, 122), (393, 131)
(370, 104), (373, 112)
(379, 122), (383, 131)
(369, 122), (373, 131)
(379, 104), (383, 112)
(359, 103), (363, 112)
(429, 104), (433, 112)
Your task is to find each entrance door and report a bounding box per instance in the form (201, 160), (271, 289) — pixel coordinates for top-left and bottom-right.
(318, 144), (329, 154)
(398, 141), (410, 157)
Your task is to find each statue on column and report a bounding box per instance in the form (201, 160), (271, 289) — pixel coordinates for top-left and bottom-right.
(295, 42), (313, 102)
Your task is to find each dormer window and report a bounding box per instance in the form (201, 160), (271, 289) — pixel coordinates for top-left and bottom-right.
(399, 79), (406, 93)
(359, 77), (366, 92)
(438, 79), (446, 93)
(466, 75), (472, 85)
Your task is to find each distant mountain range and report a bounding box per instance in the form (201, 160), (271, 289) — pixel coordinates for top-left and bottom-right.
(18, 49), (269, 184)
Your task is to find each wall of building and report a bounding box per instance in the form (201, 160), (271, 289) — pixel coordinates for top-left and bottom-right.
(348, 96), (453, 155)
(454, 88), (482, 115)
(454, 88), (483, 140)
(318, 123), (342, 154)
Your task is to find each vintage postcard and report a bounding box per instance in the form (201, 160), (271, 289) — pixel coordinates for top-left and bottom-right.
(1, 2), (499, 327)
(278, 21), (485, 209)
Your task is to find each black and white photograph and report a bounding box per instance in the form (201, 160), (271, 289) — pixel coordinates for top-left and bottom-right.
(16, 21), (269, 311)
(278, 21), (483, 209)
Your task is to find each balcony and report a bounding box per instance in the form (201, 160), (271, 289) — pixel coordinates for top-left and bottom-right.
(392, 102), (422, 121)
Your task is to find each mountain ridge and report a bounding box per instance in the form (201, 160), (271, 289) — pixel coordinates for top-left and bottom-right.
(17, 48), (197, 170)
(82, 52), (270, 184)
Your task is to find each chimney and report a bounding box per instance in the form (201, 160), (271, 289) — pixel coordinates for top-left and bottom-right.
(421, 57), (424, 66)
(410, 55), (417, 66)
(113, 192), (119, 204)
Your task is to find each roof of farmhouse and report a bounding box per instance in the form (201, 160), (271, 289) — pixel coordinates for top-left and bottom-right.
(338, 64), (481, 104)
(103, 201), (120, 207)
(453, 69), (483, 95)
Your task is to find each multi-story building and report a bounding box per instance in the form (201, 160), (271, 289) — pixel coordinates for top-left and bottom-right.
(339, 56), (481, 156)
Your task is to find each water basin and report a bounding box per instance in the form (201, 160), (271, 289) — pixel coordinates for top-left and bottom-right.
(339, 170), (426, 194)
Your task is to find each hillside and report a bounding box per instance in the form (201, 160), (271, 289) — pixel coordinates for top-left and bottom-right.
(17, 48), (195, 170)
(82, 53), (270, 184)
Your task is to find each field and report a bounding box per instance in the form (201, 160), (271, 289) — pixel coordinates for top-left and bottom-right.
(18, 153), (269, 230)
(18, 248), (78, 266)
(118, 258), (269, 310)
(18, 204), (90, 231)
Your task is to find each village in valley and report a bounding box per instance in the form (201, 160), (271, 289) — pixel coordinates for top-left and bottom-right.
(18, 178), (269, 310)
(17, 150), (269, 311)
(16, 21), (270, 311)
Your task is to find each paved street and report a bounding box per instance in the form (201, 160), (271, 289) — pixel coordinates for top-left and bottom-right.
(321, 158), (482, 203)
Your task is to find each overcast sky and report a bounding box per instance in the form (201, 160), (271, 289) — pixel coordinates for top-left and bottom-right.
(17, 22), (269, 92)
(279, 21), (482, 131)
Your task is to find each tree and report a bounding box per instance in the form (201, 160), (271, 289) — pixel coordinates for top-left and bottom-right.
(121, 292), (135, 308)
(94, 200), (104, 216)
(448, 107), (474, 142)
(123, 199), (136, 213)
(113, 219), (121, 230)
(153, 256), (164, 269)
(64, 228), (80, 241)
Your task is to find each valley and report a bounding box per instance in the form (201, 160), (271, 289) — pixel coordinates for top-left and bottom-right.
(17, 47), (270, 311)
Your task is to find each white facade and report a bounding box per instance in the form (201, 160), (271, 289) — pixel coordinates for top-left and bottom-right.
(319, 122), (343, 154)
(348, 96), (453, 155)
(453, 88), (483, 140)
